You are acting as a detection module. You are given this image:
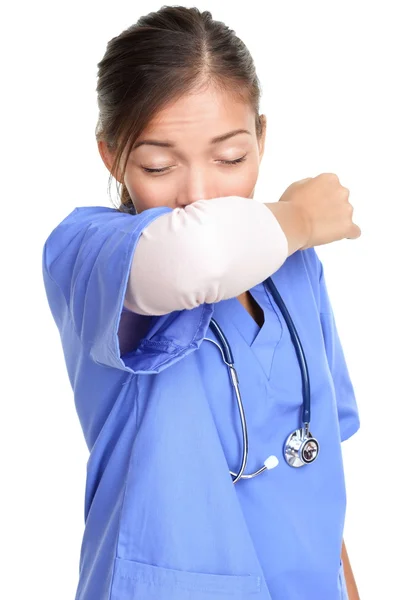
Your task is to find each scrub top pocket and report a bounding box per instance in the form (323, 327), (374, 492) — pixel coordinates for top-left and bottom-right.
(111, 557), (262, 599)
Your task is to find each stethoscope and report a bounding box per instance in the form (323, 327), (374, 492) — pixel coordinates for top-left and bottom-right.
(203, 276), (319, 484)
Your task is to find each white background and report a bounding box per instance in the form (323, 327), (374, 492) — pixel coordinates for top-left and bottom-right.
(2, 1), (399, 598)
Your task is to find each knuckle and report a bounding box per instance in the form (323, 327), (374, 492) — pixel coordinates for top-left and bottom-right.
(341, 186), (350, 197)
(325, 172), (339, 181)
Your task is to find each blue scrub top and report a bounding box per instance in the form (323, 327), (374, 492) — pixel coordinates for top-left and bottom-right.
(42, 205), (359, 600)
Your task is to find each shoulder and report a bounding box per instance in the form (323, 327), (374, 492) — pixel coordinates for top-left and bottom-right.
(298, 247), (323, 281)
(42, 206), (116, 260)
(276, 247), (323, 288)
(272, 247), (324, 314)
(42, 204), (172, 275)
(43, 205), (131, 244)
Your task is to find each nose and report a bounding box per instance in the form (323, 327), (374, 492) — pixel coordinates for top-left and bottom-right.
(176, 165), (218, 207)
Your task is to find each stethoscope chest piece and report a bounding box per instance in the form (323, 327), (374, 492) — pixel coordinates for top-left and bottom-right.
(207, 276), (321, 482)
(284, 428), (320, 468)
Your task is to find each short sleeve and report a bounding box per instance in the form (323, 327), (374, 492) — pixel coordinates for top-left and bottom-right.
(318, 260), (361, 442)
(42, 205), (214, 374)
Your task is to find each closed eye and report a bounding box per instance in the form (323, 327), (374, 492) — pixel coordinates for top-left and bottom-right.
(141, 154), (248, 174)
(218, 154), (248, 165)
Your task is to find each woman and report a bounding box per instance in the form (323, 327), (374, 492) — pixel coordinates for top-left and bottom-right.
(42, 6), (362, 600)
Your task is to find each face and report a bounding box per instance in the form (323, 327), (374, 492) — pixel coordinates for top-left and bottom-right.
(98, 85), (266, 213)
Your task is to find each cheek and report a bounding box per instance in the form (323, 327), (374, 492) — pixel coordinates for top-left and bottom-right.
(123, 168), (173, 211)
(221, 160), (259, 198)
(123, 160), (260, 211)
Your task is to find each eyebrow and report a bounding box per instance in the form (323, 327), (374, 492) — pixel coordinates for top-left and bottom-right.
(132, 128), (251, 150)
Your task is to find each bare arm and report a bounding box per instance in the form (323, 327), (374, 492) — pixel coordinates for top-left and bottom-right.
(341, 539), (360, 600)
(125, 171), (362, 317)
(124, 196), (307, 316)
(264, 200), (310, 256)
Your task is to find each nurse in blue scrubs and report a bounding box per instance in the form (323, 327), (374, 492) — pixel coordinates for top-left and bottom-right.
(42, 6), (361, 600)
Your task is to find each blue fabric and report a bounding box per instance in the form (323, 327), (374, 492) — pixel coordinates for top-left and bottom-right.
(42, 205), (359, 600)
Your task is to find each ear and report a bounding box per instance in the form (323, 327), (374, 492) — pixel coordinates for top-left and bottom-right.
(97, 139), (123, 183)
(258, 115), (267, 163)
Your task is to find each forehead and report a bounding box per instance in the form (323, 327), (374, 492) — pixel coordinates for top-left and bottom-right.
(142, 86), (256, 140)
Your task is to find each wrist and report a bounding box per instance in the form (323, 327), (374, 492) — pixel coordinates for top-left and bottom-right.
(264, 201), (311, 255)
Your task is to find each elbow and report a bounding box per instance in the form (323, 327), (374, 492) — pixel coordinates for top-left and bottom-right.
(164, 233), (228, 310)
(176, 245), (228, 308)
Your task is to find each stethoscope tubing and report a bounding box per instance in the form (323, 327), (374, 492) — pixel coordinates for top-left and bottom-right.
(264, 277), (311, 424)
(204, 275), (316, 483)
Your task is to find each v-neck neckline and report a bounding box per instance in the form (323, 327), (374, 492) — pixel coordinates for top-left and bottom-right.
(210, 278), (285, 380)
(230, 283), (267, 347)
(220, 280), (281, 349)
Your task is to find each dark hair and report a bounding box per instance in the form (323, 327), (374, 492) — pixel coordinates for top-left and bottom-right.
(95, 5), (263, 215)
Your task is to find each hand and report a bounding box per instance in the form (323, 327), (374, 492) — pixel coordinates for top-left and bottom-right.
(278, 173), (362, 249)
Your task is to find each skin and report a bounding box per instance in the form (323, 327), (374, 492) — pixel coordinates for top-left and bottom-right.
(98, 84), (266, 320)
(98, 84), (265, 211)
(98, 85), (358, 597)
(342, 540), (360, 599)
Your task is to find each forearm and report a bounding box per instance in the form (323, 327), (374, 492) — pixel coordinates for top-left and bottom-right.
(341, 539), (360, 600)
(265, 201), (310, 256)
